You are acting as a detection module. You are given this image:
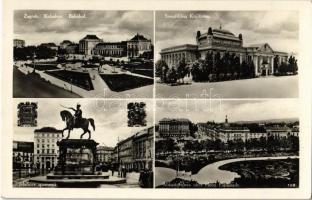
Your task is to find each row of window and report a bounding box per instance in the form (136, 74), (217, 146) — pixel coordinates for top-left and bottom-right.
(35, 133), (61, 138)
(37, 143), (56, 148)
(36, 138), (61, 143)
(36, 149), (58, 154)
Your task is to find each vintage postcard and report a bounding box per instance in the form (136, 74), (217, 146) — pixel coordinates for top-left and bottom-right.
(1, 0), (312, 199)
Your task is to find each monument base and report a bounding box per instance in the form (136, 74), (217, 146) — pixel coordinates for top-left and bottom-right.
(56, 139), (98, 175)
(30, 173), (126, 188)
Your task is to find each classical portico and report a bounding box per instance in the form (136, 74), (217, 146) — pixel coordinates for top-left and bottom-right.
(247, 43), (279, 76)
(252, 54), (274, 76)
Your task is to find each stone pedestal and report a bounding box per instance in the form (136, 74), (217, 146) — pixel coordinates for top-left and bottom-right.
(29, 139), (127, 187)
(54, 139), (98, 175)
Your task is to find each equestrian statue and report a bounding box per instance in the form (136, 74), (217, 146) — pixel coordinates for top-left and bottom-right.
(60, 103), (95, 139)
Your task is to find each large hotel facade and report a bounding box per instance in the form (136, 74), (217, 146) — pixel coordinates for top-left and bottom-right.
(160, 27), (289, 76)
(34, 127), (63, 170)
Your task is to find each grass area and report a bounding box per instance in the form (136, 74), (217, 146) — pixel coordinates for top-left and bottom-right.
(100, 74), (153, 92)
(129, 69), (154, 78)
(45, 70), (94, 91)
(13, 67), (80, 98)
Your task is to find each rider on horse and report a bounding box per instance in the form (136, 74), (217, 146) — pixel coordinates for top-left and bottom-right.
(68, 103), (82, 127)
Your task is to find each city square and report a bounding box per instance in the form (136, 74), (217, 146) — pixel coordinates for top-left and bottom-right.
(13, 99), (154, 188)
(13, 10), (154, 98)
(155, 100), (299, 188)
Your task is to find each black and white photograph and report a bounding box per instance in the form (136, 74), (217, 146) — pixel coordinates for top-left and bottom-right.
(13, 10), (154, 98)
(155, 99), (299, 188)
(2, 0), (312, 199)
(155, 11), (299, 98)
(12, 99), (154, 188)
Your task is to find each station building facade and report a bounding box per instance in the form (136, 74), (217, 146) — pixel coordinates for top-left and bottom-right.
(79, 33), (152, 58)
(160, 27), (289, 76)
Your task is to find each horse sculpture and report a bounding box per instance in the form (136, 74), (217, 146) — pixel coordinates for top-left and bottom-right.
(60, 110), (95, 139)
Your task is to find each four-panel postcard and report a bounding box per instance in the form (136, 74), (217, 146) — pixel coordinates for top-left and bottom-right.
(2, 0), (312, 199)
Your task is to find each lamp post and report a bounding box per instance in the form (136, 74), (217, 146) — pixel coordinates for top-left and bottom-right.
(33, 52), (36, 73)
(70, 78), (73, 93)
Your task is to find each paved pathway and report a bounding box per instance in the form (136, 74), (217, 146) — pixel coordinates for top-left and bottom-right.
(156, 75), (298, 98)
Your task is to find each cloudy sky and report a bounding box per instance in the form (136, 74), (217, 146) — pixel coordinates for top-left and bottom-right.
(155, 11), (298, 60)
(13, 99), (154, 147)
(14, 10), (153, 45)
(156, 99), (299, 123)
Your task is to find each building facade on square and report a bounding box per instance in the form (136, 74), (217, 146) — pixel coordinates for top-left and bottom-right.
(13, 141), (34, 170)
(160, 26), (289, 76)
(34, 127), (63, 170)
(92, 42), (128, 57)
(266, 126), (292, 138)
(96, 146), (114, 163)
(13, 39), (25, 48)
(79, 35), (102, 55)
(115, 126), (154, 171)
(132, 127), (154, 171)
(158, 118), (191, 138)
(127, 33), (152, 58)
(117, 135), (134, 171)
(196, 122), (219, 140)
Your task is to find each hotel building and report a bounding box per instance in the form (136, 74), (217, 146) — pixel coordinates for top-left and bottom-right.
(158, 118), (191, 138)
(34, 127), (63, 170)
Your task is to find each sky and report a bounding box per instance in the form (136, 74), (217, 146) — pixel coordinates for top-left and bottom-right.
(155, 11), (299, 60)
(13, 99), (154, 147)
(156, 99), (299, 123)
(14, 10), (153, 46)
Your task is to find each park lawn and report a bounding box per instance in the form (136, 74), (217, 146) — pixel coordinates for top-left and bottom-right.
(45, 70), (94, 91)
(13, 67), (80, 98)
(100, 74), (153, 92)
(129, 69), (154, 78)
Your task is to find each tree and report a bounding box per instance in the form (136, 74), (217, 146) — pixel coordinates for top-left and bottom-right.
(203, 51), (214, 81)
(278, 62), (288, 75)
(166, 68), (178, 84)
(288, 56), (298, 74)
(239, 60), (247, 78)
(176, 58), (188, 83)
(273, 55), (279, 74)
(191, 60), (200, 82)
(155, 60), (169, 83)
(214, 52), (222, 80)
(233, 55), (241, 79)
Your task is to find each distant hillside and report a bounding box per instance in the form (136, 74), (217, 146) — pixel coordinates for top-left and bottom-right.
(233, 118), (299, 124)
